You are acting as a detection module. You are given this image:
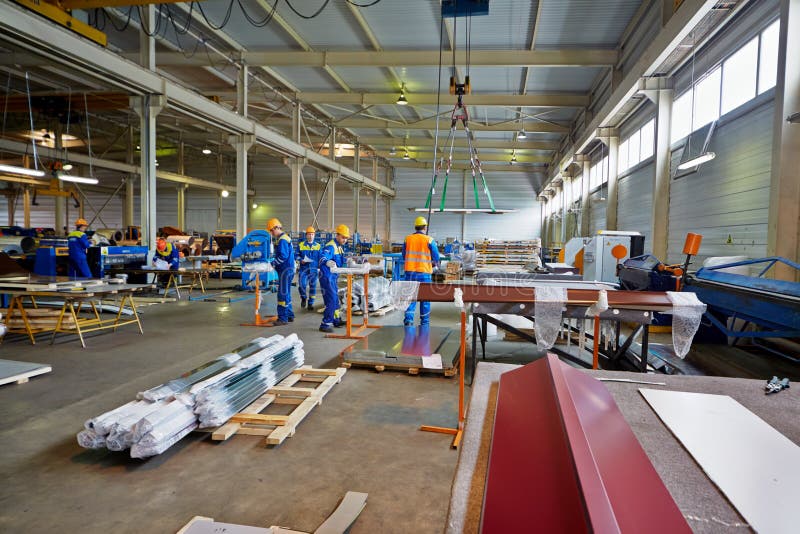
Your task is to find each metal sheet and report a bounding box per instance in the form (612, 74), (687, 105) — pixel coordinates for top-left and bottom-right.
(640, 388), (800, 534)
(341, 326), (459, 368)
(0, 359), (52, 386)
(481, 355), (689, 532)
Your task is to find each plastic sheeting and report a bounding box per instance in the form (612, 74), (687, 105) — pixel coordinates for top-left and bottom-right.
(666, 292), (707, 359)
(534, 286), (567, 350)
(390, 280), (420, 310)
(339, 276), (392, 312)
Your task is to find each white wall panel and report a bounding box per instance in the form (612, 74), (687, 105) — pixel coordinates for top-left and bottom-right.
(667, 100), (773, 264)
(588, 190), (607, 235)
(616, 162), (654, 247)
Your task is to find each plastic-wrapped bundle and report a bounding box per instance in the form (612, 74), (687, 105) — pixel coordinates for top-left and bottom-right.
(130, 421), (197, 459)
(339, 276), (392, 312)
(76, 429), (107, 449)
(132, 399), (196, 443)
(390, 280), (420, 310)
(138, 353), (240, 402)
(106, 401), (167, 451)
(534, 286), (567, 350)
(84, 400), (145, 435)
(195, 343), (304, 428)
(461, 250), (477, 271)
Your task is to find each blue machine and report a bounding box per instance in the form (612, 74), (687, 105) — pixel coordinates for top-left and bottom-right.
(230, 230), (278, 291)
(88, 245), (149, 278)
(684, 257), (800, 360)
(33, 239), (71, 276)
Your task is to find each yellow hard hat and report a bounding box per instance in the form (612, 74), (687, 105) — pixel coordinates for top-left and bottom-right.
(266, 218), (282, 231)
(305, 226), (316, 233)
(335, 224), (351, 238)
(75, 218), (88, 227)
(414, 216), (428, 227)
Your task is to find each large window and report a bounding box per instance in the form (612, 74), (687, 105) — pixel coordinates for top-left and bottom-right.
(671, 19), (779, 144)
(619, 119), (655, 173)
(759, 20), (779, 94)
(693, 66), (721, 130)
(721, 37), (758, 114)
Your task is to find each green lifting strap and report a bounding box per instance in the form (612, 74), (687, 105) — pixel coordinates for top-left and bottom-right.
(424, 172), (438, 209)
(439, 169), (450, 212)
(479, 170), (496, 212)
(472, 173), (480, 209)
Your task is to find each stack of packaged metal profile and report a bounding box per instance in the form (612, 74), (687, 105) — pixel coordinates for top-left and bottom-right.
(76, 334), (304, 458)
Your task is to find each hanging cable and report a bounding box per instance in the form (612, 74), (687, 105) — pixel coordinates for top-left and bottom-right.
(24, 72), (39, 171)
(345, 0), (383, 6)
(165, 3), (193, 35)
(285, 0), (330, 19)
(195, 0), (235, 30)
(238, 0), (279, 27)
(425, 12), (447, 234)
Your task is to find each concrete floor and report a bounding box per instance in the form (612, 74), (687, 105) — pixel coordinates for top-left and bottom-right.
(0, 284), (463, 533)
(1, 281), (794, 532)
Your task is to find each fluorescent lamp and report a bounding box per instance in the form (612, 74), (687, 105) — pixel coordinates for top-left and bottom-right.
(0, 164), (46, 177)
(517, 130), (527, 140)
(221, 189), (230, 198)
(202, 147), (212, 155)
(677, 151), (716, 170)
(57, 172), (98, 185)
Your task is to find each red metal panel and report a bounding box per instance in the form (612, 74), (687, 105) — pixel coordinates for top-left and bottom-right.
(481, 354), (690, 533)
(415, 283), (673, 310)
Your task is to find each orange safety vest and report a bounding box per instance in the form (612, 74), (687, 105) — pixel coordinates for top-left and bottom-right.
(404, 233), (434, 273)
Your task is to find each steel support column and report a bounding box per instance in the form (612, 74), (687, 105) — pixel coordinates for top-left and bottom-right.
(597, 128), (620, 231)
(767, 0), (800, 280)
(579, 156), (591, 236)
(237, 61), (248, 118)
(640, 79), (674, 261)
(177, 185), (186, 230)
(353, 141), (360, 174)
(230, 135), (254, 239)
(137, 5), (158, 250)
(54, 121), (66, 234)
(23, 187), (30, 227)
(123, 125), (134, 227)
(353, 184), (361, 234)
(290, 102), (301, 233)
(371, 191), (378, 241)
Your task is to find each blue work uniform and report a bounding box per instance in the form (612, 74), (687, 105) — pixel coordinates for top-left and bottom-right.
(154, 242), (180, 270)
(273, 232), (295, 322)
(67, 230), (92, 278)
(297, 239), (322, 306)
(319, 239), (345, 328)
(402, 231), (440, 326)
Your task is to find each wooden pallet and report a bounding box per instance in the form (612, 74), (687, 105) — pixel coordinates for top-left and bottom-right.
(207, 366), (347, 446)
(341, 360), (458, 377)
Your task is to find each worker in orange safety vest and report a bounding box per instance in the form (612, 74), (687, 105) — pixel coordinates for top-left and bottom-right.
(402, 216), (440, 326)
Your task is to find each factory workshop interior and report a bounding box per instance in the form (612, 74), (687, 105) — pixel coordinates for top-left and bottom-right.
(1, 0), (799, 532)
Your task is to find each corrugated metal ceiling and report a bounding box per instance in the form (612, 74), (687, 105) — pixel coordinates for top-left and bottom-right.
(534, 0), (643, 49)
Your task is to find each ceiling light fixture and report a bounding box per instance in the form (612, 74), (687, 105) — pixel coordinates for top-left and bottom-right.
(510, 152), (517, 165)
(62, 163), (73, 171)
(221, 189), (230, 198)
(677, 152), (716, 170)
(0, 164), (46, 177)
(403, 151), (410, 160)
(202, 147), (212, 155)
(56, 171), (98, 185)
(397, 83), (408, 106)
(389, 146), (397, 156)
(251, 202), (258, 209)
(517, 129), (527, 140)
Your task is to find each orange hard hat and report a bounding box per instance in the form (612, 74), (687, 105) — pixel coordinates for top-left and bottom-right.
(335, 224), (351, 238)
(75, 218), (88, 227)
(305, 226), (316, 233)
(156, 238), (167, 251)
(266, 218), (282, 232)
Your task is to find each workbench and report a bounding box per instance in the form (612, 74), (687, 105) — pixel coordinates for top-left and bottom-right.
(108, 268), (210, 298)
(447, 362), (800, 534)
(1, 282), (151, 347)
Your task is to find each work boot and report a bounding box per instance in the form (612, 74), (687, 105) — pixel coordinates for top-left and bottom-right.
(273, 320), (288, 326)
(300, 298), (307, 308)
(288, 316), (294, 322)
(333, 320), (345, 328)
(319, 325), (334, 333)
(307, 304), (315, 311)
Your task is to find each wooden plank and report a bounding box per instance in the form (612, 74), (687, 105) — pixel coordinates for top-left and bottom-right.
(228, 413), (289, 425)
(269, 386), (316, 397)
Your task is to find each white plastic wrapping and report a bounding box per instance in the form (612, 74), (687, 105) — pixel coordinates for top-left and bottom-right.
(390, 280), (420, 310)
(76, 429), (106, 449)
(242, 261), (273, 272)
(667, 291), (707, 359)
(331, 262), (371, 275)
(534, 286), (567, 350)
(130, 422), (198, 459)
(453, 288), (464, 310)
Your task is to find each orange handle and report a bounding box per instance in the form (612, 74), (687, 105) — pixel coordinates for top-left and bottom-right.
(682, 233), (702, 256)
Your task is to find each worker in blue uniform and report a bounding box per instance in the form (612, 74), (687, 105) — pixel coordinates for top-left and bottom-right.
(297, 225), (322, 311)
(403, 216), (440, 326)
(267, 217), (295, 325)
(153, 238), (180, 270)
(67, 218), (93, 278)
(318, 224), (350, 333)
